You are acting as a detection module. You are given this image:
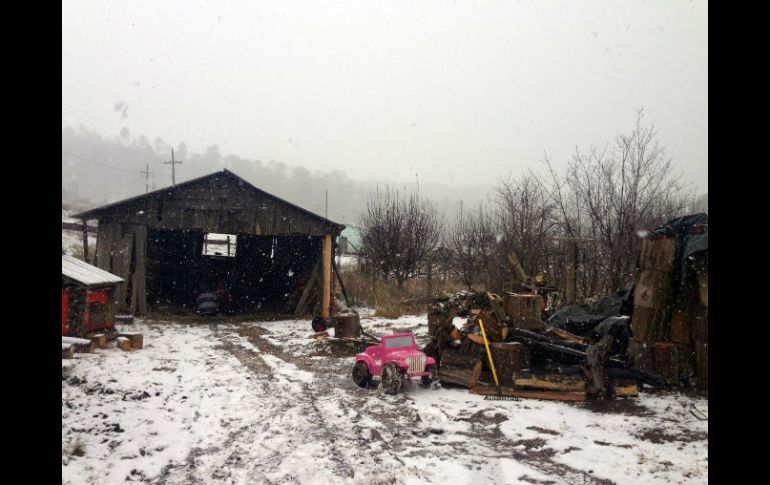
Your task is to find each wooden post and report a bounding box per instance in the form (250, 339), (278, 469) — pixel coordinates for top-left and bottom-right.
(322, 233), (332, 318)
(82, 219), (89, 263)
(565, 240), (577, 304)
(132, 225), (147, 314)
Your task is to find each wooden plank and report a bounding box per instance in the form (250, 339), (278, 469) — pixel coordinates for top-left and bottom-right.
(469, 385), (586, 401)
(613, 380), (639, 397)
(133, 225), (148, 314)
(295, 259), (321, 315)
(514, 372), (586, 392)
(82, 220), (89, 263)
(322, 233), (332, 319)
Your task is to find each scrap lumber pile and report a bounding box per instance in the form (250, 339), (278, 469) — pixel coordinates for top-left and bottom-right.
(424, 290), (656, 401)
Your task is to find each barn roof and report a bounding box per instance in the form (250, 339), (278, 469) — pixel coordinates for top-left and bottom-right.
(73, 169), (344, 232)
(62, 254), (124, 287)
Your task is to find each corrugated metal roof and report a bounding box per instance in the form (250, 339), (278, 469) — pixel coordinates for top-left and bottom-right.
(62, 254), (124, 286)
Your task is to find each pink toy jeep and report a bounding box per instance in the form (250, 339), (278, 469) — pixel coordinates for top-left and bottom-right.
(352, 333), (438, 394)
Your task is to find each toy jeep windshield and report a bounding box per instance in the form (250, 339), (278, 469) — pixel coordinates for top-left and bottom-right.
(352, 333), (438, 395)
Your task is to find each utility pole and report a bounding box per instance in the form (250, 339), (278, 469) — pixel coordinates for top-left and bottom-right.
(141, 163), (153, 193)
(164, 148), (183, 186)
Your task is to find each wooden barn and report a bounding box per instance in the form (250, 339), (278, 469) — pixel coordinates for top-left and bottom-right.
(73, 169), (345, 318)
(62, 254), (124, 337)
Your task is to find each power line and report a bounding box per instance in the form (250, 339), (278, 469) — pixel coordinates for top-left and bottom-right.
(62, 150), (141, 174)
(61, 102), (123, 139)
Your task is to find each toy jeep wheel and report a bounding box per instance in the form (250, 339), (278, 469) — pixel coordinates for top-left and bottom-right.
(421, 364), (437, 387)
(382, 363), (401, 395)
(352, 361), (371, 388)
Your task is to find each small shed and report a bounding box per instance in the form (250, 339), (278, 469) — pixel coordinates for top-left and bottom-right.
(62, 254), (124, 337)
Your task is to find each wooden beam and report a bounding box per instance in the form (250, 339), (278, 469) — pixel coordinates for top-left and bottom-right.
(82, 220), (89, 263)
(331, 256), (350, 308)
(322, 233), (332, 318)
(469, 385), (586, 401)
(294, 259), (321, 315)
(133, 225), (147, 314)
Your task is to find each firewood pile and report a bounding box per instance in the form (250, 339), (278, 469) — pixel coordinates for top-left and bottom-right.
(423, 290), (660, 401)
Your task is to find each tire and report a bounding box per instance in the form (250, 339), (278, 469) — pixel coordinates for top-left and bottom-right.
(352, 361), (371, 388)
(421, 364), (437, 387)
(382, 363), (401, 395)
(311, 316), (327, 333)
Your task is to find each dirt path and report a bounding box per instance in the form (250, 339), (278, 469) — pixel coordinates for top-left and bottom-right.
(210, 325), (615, 485)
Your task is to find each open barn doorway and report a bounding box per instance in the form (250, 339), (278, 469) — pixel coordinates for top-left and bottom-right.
(145, 227), (322, 316)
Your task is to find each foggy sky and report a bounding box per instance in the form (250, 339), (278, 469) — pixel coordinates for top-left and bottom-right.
(62, 0), (708, 192)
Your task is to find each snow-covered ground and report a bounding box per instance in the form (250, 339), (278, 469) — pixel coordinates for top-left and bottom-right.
(62, 314), (708, 485)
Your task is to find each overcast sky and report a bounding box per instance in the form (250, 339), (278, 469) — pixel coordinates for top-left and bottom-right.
(62, 0), (708, 191)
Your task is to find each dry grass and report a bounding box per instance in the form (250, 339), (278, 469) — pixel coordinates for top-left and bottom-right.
(339, 269), (464, 318)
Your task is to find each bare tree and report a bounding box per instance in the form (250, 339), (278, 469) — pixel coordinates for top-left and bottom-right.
(359, 185), (444, 287)
(544, 108), (692, 297)
(493, 170), (559, 289)
(448, 204), (496, 289)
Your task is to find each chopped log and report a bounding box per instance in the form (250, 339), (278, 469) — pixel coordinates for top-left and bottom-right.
(470, 311), (506, 342)
(653, 342), (692, 385)
(448, 328), (461, 341)
(502, 292), (541, 323)
(116, 336), (132, 351)
(438, 350), (482, 388)
(612, 379), (639, 397)
(513, 372), (586, 392)
(486, 292), (508, 324)
(117, 332), (143, 349)
(62, 336), (95, 353)
(631, 270), (674, 342)
(469, 385), (586, 401)
(627, 339), (657, 377)
(62, 343), (75, 359)
(90, 334), (107, 349)
(638, 236), (677, 272)
(669, 308), (691, 344)
(311, 331), (330, 340)
(489, 342), (530, 386)
(333, 313), (362, 339)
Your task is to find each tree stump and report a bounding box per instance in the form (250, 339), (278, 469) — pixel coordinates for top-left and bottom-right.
(333, 313), (361, 339)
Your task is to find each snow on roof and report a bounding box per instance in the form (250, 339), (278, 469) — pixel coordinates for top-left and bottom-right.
(62, 254), (124, 286)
